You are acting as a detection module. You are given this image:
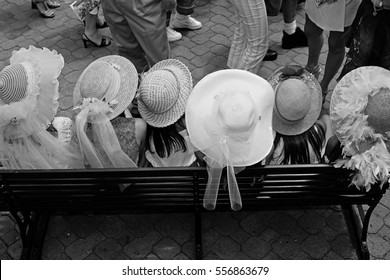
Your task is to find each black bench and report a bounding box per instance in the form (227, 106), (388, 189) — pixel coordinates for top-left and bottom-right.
(0, 164), (387, 260)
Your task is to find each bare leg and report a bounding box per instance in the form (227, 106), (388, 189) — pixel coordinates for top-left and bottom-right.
(320, 29), (348, 95)
(304, 14), (323, 71)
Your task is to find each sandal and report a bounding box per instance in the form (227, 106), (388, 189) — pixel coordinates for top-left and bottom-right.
(45, 0), (60, 9)
(82, 33), (111, 48)
(82, 20), (109, 29)
(32, 0), (55, 18)
(305, 64), (321, 80)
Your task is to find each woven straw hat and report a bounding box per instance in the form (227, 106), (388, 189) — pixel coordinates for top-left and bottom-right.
(268, 65), (322, 136)
(186, 69), (275, 167)
(137, 59), (193, 128)
(0, 46), (64, 135)
(330, 66), (390, 148)
(73, 55), (138, 121)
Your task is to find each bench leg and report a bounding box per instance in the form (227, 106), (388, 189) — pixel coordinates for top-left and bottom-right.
(8, 210), (49, 259)
(346, 202), (380, 260)
(194, 209), (203, 260)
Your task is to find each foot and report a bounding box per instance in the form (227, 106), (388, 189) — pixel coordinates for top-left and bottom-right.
(83, 32), (111, 48)
(170, 15), (202, 30)
(45, 0), (60, 9)
(263, 49), (278, 61)
(282, 27), (308, 49)
(167, 27), (182, 42)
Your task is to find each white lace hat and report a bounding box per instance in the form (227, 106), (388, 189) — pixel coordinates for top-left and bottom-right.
(0, 46), (64, 136)
(73, 55), (138, 120)
(186, 69), (275, 211)
(137, 59), (193, 127)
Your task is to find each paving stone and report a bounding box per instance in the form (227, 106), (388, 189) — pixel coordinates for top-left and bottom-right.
(123, 230), (162, 260)
(373, 203), (390, 218)
(212, 236), (242, 260)
(297, 211), (326, 235)
(301, 234), (331, 259)
(242, 236), (271, 259)
(85, 253), (101, 260)
(98, 215), (127, 238)
(272, 235), (303, 260)
(367, 234), (390, 259)
(0, 215), (16, 234)
(154, 216), (191, 244)
(7, 241), (22, 260)
(173, 252), (191, 260)
(202, 228), (222, 256)
(368, 213), (385, 234)
(203, 251), (222, 260)
(322, 250), (344, 260)
(69, 215), (103, 238)
(94, 238), (123, 260)
(0, 239), (7, 256)
(264, 251), (283, 260)
(240, 212), (273, 235)
(181, 238), (196, 259)
(331, 234), (358, 260)
(377, 225), (390, 242)
(211, 212), (250, 244)
(65, 231), (105, 260)
(143, 252), (160, 260)
(270, 213), (309, 243)
(326, 212), (348, 233)
(0, 230), (20, 247)
(42, 238), (65, 260)
(153, 237), (181, 260)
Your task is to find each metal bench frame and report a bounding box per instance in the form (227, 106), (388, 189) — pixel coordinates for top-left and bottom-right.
(0, 164), (387, 260)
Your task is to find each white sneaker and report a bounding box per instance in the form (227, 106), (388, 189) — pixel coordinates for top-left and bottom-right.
(170, 15), (202, 30)
(167, 27), (182, 42)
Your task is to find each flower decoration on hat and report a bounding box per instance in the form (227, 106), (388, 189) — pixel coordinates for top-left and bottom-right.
(330, 66), (390, 191)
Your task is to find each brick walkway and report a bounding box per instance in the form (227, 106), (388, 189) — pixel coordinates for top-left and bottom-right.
(0, 0), (390, 260)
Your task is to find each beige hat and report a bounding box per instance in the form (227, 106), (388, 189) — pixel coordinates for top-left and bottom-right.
(330, 66), (390, 190)
(73, 55), (138, 120)
(137, 59), (193, 128)
(268, 65), (322, 136)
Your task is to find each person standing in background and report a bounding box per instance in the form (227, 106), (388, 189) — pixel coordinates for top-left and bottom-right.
(101, 0), (170, 73)
(227, 0), (273, 74)
(167, 0), (202, 42)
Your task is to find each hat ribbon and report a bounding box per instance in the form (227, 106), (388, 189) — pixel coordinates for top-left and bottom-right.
(203, 136), (243, 211)
(75, 98), (137, 171)
(278, 65), (304, 81)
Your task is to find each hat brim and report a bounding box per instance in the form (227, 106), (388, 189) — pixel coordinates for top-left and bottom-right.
(330, 66), (390, 143)
(73, 55), (138, 120)
(268, 67), (322, 136)
(186, 69), (275, 167)
(138, 59), (193, 127)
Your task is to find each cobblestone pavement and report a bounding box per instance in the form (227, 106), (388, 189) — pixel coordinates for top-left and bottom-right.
(1, 0), (390, 260)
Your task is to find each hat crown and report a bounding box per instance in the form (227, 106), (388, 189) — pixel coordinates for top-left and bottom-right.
(276, 79), (311, 121)
(218, 91), (257, 135)
(139, 70), (179, 114)
(80, 61), (117, 101)
(365, 88), (390, 133)
(0, 64), (28, 104)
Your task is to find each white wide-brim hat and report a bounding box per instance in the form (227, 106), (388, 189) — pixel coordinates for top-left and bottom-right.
(73, 55), (138, 121)
(137, 59), (193, 128)
(0, 46), (64, 137)
(186, 69), (275, 167)
(268, 66), (322, 136)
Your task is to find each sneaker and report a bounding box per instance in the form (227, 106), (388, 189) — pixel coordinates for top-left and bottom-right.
(170, 15), (202, 30)
(282, 27), (308, 49)
(167, 27), (182, 42)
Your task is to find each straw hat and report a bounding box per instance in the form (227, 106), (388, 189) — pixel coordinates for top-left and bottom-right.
(0, 46), (64, 137)
(330, 66), (390, 190)
(186, 69), (275, 167)
(137, 59), (192, 128)
(268, 65), (322, 136)
(73, 55), (138, 120)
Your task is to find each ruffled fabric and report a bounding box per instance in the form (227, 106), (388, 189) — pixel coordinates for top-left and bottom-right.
(10, 46), (63, 130)
(330, 67), (390, 191)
